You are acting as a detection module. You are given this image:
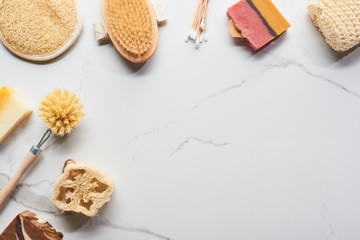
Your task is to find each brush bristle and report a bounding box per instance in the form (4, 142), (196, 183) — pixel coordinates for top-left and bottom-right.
(106, 0), (154, 56)
(38, 89), (84, 136)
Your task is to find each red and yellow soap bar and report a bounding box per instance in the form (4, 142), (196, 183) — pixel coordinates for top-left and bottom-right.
(227, 0), (290, 50)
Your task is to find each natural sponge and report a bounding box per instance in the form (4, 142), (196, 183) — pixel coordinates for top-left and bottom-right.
(308, 0), (360, 51)
(0, 0), (81, 61)
(53, 159), (114, 217)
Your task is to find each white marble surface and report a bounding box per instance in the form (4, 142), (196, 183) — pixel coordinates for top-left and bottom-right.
(1, 0), (360, 239)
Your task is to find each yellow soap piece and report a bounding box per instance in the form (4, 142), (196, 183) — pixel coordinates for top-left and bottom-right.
(251, 0), (291, 36)
(0, 87), (32, 144)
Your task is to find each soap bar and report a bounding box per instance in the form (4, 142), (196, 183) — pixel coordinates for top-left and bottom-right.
(0, 86), (32, 144)
(227, 0), (290, 50)
(0, 210), (63, 240)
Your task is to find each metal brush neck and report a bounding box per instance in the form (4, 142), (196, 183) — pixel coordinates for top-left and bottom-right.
(36, 129), (52, 149)
(29, 146), (41, 156)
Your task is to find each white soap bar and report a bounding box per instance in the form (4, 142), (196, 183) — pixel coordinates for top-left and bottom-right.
(0, 87), (32, 144)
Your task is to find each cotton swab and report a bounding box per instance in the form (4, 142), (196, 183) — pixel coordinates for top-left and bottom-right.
(185, 0), (210, 48)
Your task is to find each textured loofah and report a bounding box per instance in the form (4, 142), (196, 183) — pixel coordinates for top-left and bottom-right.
(0, 0), (81, 61)
(102, 0), (158, 63)
(38, 89), (84, 136)
(308, 0), (360, 51)
(53, 160), (114, 217)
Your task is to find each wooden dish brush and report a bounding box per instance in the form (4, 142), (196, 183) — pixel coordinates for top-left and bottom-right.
(101, 0), (159, 63)
(0, 89), (84, 210)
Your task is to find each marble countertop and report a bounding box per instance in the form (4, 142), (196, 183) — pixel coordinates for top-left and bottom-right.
(1, 0), (360, 239)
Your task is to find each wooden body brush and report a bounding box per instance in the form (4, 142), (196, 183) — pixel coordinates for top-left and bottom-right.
(0, 89), (84, 210)
(101, 0), (159, 63)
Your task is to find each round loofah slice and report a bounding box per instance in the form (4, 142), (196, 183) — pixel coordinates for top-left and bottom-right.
(53, 160), (114, 217)
(308, 0), (360, 51)
(102, 0), (158, 63)
(0, 0), (82, 61)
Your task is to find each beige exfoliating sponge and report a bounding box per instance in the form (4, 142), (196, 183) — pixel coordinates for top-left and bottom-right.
(0, 0), (82, 61)
(102, 0), (158, 63)
(53, 160), (114, 217)
(308, 0), (360, 51)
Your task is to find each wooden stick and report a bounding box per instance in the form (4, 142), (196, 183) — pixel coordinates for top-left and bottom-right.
(186, 0), (210, 44)
(203, 0), (210, 31)
(0, 147), (40, 211)
(189, 0), (201, 30)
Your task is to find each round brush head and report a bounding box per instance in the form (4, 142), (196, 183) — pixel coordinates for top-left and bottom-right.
(38, 89), (84, 136)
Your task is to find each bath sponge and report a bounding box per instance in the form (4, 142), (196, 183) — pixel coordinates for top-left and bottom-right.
(53, 160), (114, 217)
(0, 0), (82, 61)
(308, 0), (360, 51)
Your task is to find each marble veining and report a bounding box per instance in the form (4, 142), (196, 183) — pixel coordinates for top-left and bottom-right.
(265, 55), (360, 99)
(170, 137), (228, 158)
(0, 173), (57, 215)
(1, 0), (360, 239)
(97, 219), (172, 240)
(319, 187), (334, 240)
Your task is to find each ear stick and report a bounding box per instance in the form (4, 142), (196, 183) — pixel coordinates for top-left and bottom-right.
(0, 89), (84, 210)
(185, 0), (211, 48)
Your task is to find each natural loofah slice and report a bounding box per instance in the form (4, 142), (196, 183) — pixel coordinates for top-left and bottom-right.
(308, 0), (360, 51)
(53, 160), (114, 217)
(102, 0), (158, 63)
(38, 89), (84, 137)
(0, 0), (82, 61)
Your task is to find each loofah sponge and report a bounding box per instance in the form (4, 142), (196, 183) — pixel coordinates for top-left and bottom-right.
(0, 0), (82, 61)
(308, 0), (360, 51)
(53, 160), (114, 217)
(102, 0), (158, 63)
(38, 89), (84, 137)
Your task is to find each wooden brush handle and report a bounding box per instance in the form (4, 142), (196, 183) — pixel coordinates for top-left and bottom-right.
(0, 146), (41, 211)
